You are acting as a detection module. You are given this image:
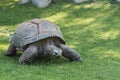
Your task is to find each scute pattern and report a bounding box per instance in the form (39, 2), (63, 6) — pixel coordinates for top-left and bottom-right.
(22, 24), (38, 39)
(10, 19), (65, 48)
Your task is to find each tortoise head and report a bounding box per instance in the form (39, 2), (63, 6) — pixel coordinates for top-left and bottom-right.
(45, 45), (62, 58)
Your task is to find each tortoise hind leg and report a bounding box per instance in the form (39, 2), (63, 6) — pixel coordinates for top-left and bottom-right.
(4, 44), (17, 57)
(60, 44), (82, 62)
(19, 46), (38, 64)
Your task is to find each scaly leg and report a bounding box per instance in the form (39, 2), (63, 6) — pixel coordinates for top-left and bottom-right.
(60, 44), (82, 62)
(19, 46), (38, 64)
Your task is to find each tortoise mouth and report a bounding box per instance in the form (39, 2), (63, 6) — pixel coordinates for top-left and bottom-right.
(55, 56), (61, 59)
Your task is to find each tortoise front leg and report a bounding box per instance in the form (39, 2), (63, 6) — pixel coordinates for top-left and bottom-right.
(60, 44), (82, 62)
(4, 44), (17, 57)
(19, 46), (38, 64)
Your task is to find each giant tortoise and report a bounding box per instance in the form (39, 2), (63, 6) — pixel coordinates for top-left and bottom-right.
(5, 19), (82, 64)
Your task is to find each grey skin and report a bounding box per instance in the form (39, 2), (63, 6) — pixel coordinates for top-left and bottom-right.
(5, 38), (82, 64)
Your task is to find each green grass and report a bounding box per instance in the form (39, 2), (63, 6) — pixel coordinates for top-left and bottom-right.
(0, 0), (120, 80)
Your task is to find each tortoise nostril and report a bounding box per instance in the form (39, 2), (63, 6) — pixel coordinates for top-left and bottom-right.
(55, 52), (58, 55)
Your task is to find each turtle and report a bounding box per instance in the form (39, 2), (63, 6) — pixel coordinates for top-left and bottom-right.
(5, 19), (82, 64)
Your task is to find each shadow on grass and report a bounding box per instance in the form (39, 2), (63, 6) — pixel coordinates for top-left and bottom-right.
(55, 2), (120, 62)
(0, 0), (73, 26)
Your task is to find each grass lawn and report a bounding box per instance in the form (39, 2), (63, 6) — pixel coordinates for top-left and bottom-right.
(0, 0), (120, 80)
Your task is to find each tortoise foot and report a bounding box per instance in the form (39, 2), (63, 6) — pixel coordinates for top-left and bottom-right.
(19, 58), (31, 64)
(4, 52), (16, 57)
(70, 58), (83, 62)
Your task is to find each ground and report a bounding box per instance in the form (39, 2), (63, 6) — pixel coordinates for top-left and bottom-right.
(0, 0), (120, 80)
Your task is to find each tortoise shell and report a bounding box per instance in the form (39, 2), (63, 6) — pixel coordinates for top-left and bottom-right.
(10, 19), (65, 47)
